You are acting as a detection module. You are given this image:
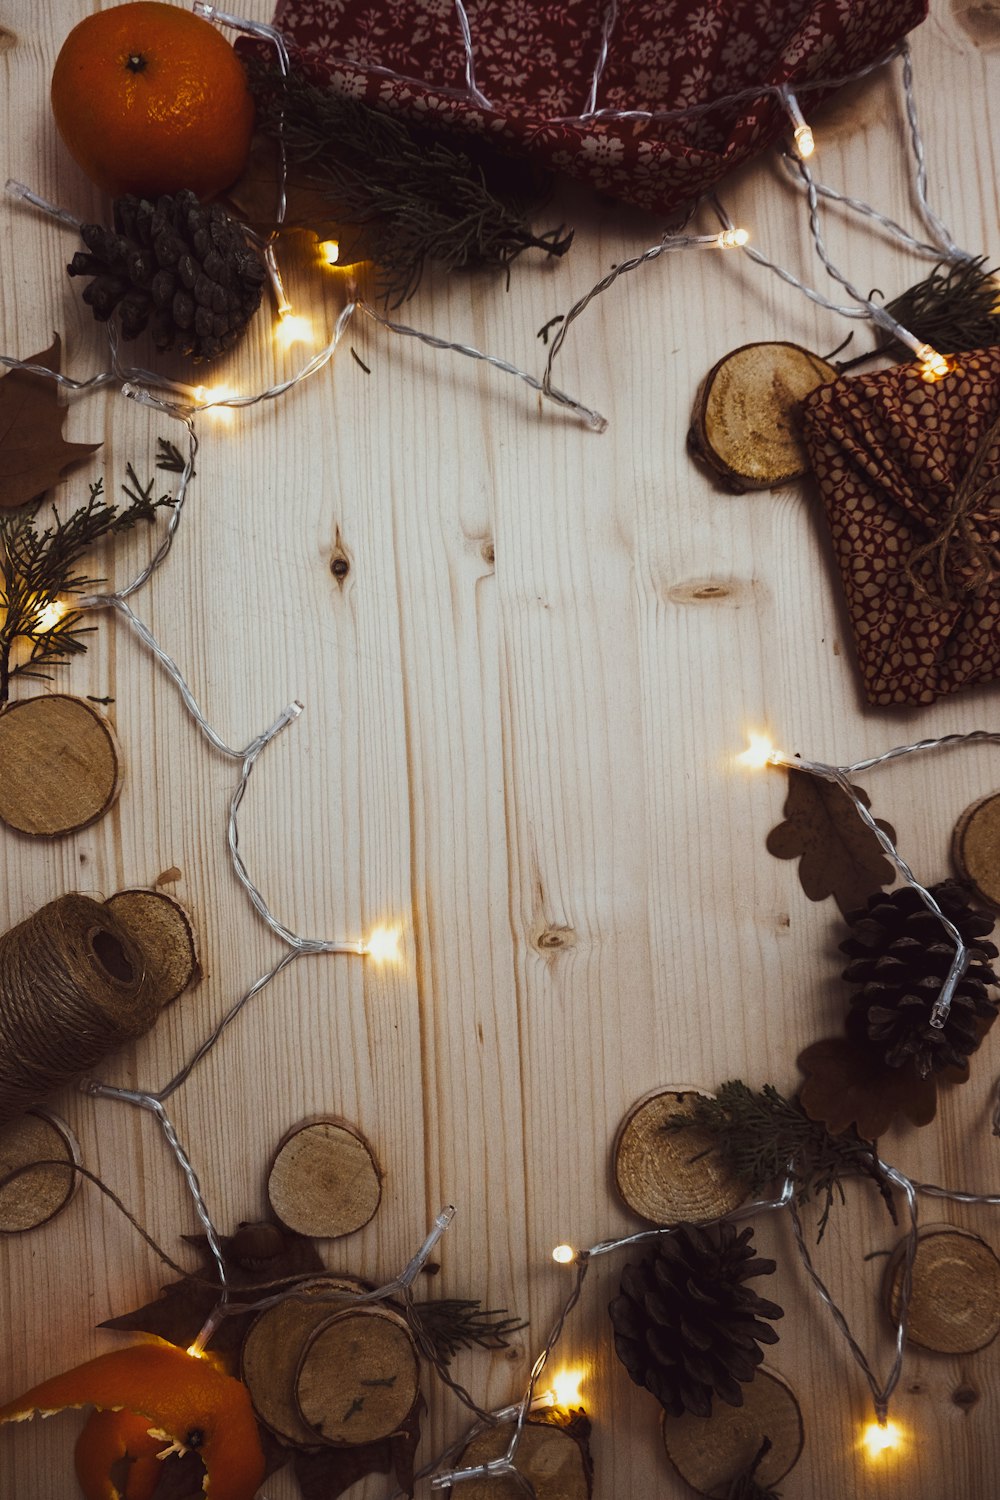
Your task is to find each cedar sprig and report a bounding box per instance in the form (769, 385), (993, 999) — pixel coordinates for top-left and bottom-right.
(0, 467), (172, 701)
(664, 1080), (896, 1238)
(408, 1297), (526, 1364)
(882, 256), (1000, 357)
(247, 62), (573, 306)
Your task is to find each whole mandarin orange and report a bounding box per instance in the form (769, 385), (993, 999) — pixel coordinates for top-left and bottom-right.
(51, 2), (254, 199)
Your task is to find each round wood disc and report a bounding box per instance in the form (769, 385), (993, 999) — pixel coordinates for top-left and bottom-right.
(883, 1226), (1000, 1354)
(104, 889), (200, 1008)
(0, 695), (121, 836)
(688, 342), (836, 491)
(661, 1368), (804, 1498)
(295, 1306), (420, 1445)
(268, 1119), (382, 1239)
(242, 1277), (368, 1445)
(953, 792), (1000, 909)
(613, 1087), (746, 1225)
(0, 1109), (80, 1232)
(451, 1419), (592, 1499)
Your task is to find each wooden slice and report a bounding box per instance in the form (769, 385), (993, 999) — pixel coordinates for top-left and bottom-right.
(104, 889), (200, 1008)
(0, 1109), (80, 1232)
(613, 1087), (746, 1225)
(0, 695), (121, 836)
(883, 1226), (1000, 1353)
(953, 792), (1000, 909)
(295, 1305), (420, 1445)
(688, 342), (836, 491)
(450, 1418), (592, 1500)
(242, 1277), (368, 1445)
(268, 1119), (382, 1238)
(661, 1368), (804, 1498)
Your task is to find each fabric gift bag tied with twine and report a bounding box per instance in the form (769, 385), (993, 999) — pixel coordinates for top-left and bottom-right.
(0, 894), (161, 1125)
(255, 0), (926, 215)
(801, 346), (1000, 708)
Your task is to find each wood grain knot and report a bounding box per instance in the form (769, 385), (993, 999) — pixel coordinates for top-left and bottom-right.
(952, 0), (1000, 46)
(952, 1385), (980, 1413)
(330, 526), (352, 586)
(667, 578), (759, 608)
(0, 28), (15, 52)
(481, 540), (495, 566)
(534, 925), (575, 952)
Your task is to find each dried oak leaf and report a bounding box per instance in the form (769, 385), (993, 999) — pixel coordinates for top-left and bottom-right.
(766, 767), (896, 914)
(797, 1037), (940, 1137)
(0, 335), (101, 509)
(293, 1394), (425, 1500)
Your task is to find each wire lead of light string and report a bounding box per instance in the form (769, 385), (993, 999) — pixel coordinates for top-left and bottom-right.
(453, 0), (491, 108)
(777, 152), (944, 259)
(900, 42), (972, 263)
(357, 299), (607, 431)
(581, 0), (619, 117)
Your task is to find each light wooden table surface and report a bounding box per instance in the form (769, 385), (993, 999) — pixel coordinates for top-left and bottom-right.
(2, 3), (1000, 1496)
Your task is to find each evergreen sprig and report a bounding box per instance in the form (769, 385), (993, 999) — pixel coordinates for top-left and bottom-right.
(0, 467), (172, 701)
(408, 1297), (526, 1364)
(882, 255), (1000, 356)
(247, 63), (573, 306)
(664, 1081), (896, 1238)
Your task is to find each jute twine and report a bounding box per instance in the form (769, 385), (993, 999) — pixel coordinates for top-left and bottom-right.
(0, 894), (160, 1125)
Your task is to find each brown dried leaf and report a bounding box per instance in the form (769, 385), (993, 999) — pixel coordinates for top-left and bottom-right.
(293, 1394), (424, 1500)
(797, 1037), (938, 1137)
(766, 768), (896, 914)
(0, 336), (101, 510)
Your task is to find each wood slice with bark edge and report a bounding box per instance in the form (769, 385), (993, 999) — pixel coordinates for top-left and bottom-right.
(294, 1305), (420, 1446)
(661, 1367), (804, 1498)
(613, 1087), (746, 1225)
(882, 1225), (1000, 1354)
(104, 889), (200, 1009)
(953, 791), (1000, 909)
(688, 342), (837, 491)
(447, 1417), (593, 1500)
(0, 1109), (80, 1232)
(241, 1276), (370, 1446)
(0, 695), (122, 836)
(267, 1119), (382, 1239)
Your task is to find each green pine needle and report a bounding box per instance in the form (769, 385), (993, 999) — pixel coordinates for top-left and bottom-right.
(883, 256), (1000, 356)
(664, 1081), (897, 1239)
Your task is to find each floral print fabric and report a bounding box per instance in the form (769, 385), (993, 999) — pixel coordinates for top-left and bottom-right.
(264, 0), (926, 212)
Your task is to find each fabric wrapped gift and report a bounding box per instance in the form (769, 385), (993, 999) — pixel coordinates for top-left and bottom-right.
(261, 0), (926, 214)
(800, 348), (1000, 708)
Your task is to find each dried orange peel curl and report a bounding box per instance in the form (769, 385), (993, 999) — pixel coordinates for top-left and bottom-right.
(74, 1408), (162, 1500)
(0, 1341), (265, 1500)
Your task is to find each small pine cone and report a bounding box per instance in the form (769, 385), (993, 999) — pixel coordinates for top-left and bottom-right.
(608, 1222), (783, 1420)
(68, 191), (266, 362)
(841, 881), (999, 1079)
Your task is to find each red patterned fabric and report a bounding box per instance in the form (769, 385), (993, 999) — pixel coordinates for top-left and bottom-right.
(801, 351), (1000, 709)
(262, 0), (926, 214)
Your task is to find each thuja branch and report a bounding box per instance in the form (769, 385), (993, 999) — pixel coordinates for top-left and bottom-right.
(408, 1298), (526, 1364)
(0, 468), (172, 702)
(247, 63), (573, 306)
(664, 1081), (896, 1238)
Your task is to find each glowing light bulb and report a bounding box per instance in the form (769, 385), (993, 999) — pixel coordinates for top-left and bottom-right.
(793, 123), (815, 158)
(716, 227), (749, 249)
(862, 1420), (902, 1458)
(552, 1244), (575, 1264)
(275, 310), (314, 348)
(737, 733), (777, 770)
(319, 239), (341, 266)
(34, 598), (66, 631)
(915, 343), (952, 381)
(365, 925), (402, 964)
(548, 1368), (585, 1409)
(185, 1343), (205, 1359)
(192, 384), (237, 419)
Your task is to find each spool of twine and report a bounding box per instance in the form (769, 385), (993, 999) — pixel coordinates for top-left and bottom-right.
(0, 894), (161, 1125)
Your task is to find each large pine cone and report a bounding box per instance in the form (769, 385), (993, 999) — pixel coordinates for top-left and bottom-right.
(608, 1222), (783, 1419)
(68, 191), (266, 362)
(841, 881), (999, 1079)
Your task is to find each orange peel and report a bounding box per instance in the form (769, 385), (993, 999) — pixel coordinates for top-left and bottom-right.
(74, 1408), (162, 1500)
(0, 1341), (264, 1500)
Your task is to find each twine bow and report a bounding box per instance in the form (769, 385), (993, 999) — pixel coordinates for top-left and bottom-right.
(906, 412), (1000, 606)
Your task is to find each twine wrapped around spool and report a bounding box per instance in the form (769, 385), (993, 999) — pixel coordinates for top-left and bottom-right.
(0, 894), (161, 1125)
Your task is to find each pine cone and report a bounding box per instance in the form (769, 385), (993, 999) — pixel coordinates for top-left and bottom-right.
(841, 881), (999, 1079)
(608, 1222), (783, 1419)
(68, 191), (266, 362)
